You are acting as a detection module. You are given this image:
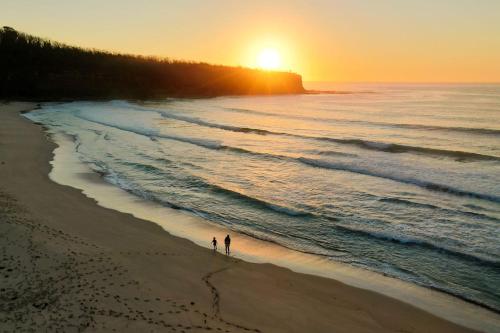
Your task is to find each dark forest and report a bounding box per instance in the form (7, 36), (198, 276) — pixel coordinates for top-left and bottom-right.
(0, 27), (304, 100)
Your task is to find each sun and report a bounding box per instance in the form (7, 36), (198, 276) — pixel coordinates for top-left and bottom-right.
(257, 48), (281, 70)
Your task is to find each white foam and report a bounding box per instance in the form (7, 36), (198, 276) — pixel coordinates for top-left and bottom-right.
(45, 131), (500, 333)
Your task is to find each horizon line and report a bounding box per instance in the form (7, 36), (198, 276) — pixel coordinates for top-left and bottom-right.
(304, 81), (500, 85)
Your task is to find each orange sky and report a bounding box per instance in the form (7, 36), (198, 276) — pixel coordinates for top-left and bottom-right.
(2, 0), (500, 82)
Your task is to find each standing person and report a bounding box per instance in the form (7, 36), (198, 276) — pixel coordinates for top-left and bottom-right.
(211, 237), (217, 252)
(224, 234), (231, 255)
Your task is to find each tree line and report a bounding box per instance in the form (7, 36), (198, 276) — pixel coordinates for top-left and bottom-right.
(0, 27), (304, 99)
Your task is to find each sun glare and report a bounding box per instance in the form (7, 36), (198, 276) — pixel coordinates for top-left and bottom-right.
(257, 48), (281, 70)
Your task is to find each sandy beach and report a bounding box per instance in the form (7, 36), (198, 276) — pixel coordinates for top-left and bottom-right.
(0, 101), (482, 332)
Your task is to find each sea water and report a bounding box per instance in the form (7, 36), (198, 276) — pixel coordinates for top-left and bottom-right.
(25, 83), (500, 314)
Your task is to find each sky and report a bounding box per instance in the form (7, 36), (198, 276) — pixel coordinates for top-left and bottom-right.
(2, 0), (500, 82)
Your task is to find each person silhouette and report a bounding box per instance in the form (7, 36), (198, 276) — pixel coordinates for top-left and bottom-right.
(224, 234), (231, 255)
(211, 237), (217, 251)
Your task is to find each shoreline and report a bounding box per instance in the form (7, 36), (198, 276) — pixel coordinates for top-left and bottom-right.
(45, 130), (500, 325)
(1, 101), (498, 332)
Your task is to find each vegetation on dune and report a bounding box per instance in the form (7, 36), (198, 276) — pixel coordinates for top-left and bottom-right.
(0, 27), (304, 99)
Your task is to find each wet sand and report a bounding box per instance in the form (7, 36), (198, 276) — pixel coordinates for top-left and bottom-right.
(0, 101), (483, 332)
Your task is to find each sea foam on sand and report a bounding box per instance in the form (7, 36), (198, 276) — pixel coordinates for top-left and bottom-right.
(45, 131), (500, 333)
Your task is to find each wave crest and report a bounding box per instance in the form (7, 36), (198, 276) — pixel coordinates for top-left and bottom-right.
(156, 108), (500, 162)
(74, 112), (500, 204)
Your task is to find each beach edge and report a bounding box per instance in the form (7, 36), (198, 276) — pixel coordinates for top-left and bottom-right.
(0, 101), (490, 333)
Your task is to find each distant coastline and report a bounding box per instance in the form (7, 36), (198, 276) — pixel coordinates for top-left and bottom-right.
(0, 27), (304, 100)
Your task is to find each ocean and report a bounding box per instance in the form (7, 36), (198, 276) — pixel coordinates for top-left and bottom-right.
(25, 83), (500, 314)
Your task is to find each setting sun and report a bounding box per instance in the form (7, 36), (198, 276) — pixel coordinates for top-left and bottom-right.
(257, 48), (281, 70)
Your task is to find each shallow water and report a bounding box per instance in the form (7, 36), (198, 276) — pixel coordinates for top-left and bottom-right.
(26, 83), (500, 312)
